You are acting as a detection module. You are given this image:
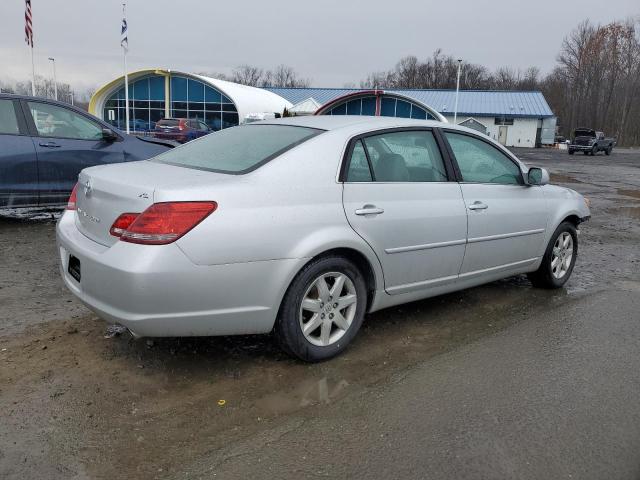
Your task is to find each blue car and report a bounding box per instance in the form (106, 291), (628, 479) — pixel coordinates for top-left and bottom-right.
(0, 94), (175, 208)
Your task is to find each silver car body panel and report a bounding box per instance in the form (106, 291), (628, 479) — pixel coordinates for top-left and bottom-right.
(343, 182), (467, 294)
(57, 116), (590, 337)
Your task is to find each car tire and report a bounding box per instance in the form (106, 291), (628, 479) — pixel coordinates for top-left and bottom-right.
(527, 222), (578, 289)
(275, 256), (368, 362)
(605, 146), (612, 155)
(591, 145), (598, 156)
(568, 149), (574, 155)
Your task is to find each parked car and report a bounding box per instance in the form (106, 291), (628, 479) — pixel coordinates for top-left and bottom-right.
(0, 94), (175, 209)
(568, 128), (615, 155)
(57, 116), (591, 362)
(154, 118), (211, 143)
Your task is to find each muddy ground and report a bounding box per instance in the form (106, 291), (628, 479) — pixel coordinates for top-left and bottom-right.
(1, 148), (639, 479)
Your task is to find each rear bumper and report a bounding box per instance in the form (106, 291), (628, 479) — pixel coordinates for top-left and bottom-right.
(56, 211), (304, 337)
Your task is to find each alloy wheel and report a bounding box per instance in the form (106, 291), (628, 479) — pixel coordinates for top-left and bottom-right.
(299, 272), (357, 347)
(551, 232), (574, 279)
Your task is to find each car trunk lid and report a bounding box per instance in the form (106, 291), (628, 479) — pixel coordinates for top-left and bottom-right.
(75, 161), (221, 247)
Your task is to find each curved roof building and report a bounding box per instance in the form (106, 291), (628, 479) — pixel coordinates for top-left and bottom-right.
(89, 69), (292, 133)
(313, 90), (447, 122)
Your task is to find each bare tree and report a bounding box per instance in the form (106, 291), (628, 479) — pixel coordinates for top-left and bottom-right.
(263, 65), (310, 88)
(231, 65), (264, 86)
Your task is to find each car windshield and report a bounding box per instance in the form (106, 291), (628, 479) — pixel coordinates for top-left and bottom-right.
(152, 124), (323, 174)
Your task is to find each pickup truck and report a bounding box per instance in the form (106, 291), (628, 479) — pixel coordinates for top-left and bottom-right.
(568, 128), (615, 156)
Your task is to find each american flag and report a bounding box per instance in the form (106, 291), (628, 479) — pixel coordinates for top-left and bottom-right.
(24, 0), (33, 47)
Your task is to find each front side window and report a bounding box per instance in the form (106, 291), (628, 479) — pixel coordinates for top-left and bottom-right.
(0, 100), (20, 135)
(356, 130), (447, 182)
(153, 124), (322, 174)
(28, 102), (103, 140)
(444, 131), (522, 185)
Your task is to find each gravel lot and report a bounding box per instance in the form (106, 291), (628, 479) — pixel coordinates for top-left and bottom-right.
(1, 147), (639, 479)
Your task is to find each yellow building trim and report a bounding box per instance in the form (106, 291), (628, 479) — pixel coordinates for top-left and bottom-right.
(88, 68), (170, 115)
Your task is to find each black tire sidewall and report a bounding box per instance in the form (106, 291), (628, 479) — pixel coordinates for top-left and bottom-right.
(275, 256), (367, 362)
(537, 222), (578, 288)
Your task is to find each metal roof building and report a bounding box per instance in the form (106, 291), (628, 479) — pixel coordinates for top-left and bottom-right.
(267, 87), (554, 118)
(89, 69), (291, 133)
(267, 87), (556, 147)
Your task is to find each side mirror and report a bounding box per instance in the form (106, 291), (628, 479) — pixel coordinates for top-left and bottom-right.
(527, 167), (549, 186)
(102, 128), (118, 142)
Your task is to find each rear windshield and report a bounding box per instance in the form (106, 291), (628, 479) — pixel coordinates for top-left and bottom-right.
(574, 129), (595, 137)
(157, 119), (180, 127)
(152, 124), (323, 174)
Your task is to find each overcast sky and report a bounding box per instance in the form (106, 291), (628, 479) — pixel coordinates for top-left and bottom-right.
(1, 0), (638, 92)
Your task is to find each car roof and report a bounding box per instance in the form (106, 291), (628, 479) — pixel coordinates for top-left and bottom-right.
(259, 115), (448, 131)
(0, 92), (71, 105)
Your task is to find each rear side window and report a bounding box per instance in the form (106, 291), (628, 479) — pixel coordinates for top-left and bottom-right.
(153, 124), (322, 174)
(347, 130), (447, 182)
(0, 100), (20, 135)
(445, 131), (523, 185)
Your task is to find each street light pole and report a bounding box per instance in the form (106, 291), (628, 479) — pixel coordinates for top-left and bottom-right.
(48, 57), (58, 100)
(454, 59), (462, 124)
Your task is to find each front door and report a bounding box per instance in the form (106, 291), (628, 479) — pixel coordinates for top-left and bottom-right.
(342, 129), (467, 294)
(23, 100), (125, 206)
(443, 130), (548, 276)
(0, 99), (39, 207)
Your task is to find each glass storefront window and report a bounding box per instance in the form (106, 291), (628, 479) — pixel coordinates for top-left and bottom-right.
(380, 97), (396, 117)
(361, 97), (376, 115)
(104, 74), (239, 134)
(322, 95), (436, 121)
(149, 76), (164, 101)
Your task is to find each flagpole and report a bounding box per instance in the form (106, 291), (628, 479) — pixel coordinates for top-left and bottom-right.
(25, 0), (35, 96)
(122, 2), (130, 134)
(30, 44), (36, 96)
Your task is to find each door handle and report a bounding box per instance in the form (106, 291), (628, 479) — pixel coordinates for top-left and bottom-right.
(468, 201), (488, 211)
(39, 142), (61, 148)
(355, 205), (384, 216)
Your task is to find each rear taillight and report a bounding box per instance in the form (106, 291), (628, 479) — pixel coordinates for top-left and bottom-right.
(119, 202), (217, 245)
(66, 183), (79, 210)
(178, 120), (186, 131)
(109, 213), (140, 237)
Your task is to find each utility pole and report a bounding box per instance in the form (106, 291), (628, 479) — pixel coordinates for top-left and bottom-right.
(48, 57), (57, 100)
(454, 59), (462, 124)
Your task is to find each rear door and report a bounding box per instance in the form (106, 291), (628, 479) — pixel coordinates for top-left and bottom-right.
(0, 98), (38, 208)
(22, 100), (125, 206)
(442, 130), (548, 277)
(342, 128), (468, 294)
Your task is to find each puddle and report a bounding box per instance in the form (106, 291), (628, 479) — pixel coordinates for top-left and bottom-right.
(608, 206), (640, 220)
(550, 173), (583, 184)
(259, 376), (350, 414)
(617, 189), (640, 200)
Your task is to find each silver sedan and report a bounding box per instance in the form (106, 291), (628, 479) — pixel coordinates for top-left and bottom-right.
(57, 116), (591, 361)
